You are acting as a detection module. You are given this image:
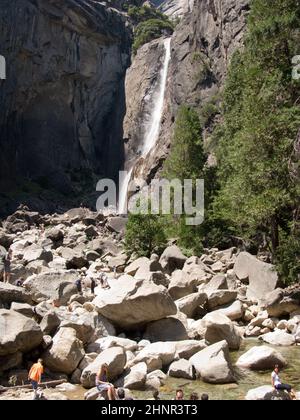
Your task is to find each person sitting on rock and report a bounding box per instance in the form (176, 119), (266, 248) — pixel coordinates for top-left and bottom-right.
(271, 365), (296, 399)
(95, 363), (116, 400)
(14, 277), (24, 287)
(28, 358), (44, 400)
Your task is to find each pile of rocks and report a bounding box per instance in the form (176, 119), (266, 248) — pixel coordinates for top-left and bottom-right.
(0, 208), (299, 399)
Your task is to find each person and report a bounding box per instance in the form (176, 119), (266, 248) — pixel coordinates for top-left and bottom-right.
(99, 273), (110, 289)
(271, 365), (296, 399)
(190, 392), (199, 400)
(3, 249), (12, 283)
(201, 393), (209, 400)
(153, 390), (160, 400)
(75, 277), (82, 294)
(28, 359), (44, 400)
(95, 364), (117, 400)
(90, 277), (96, 295)
(175, 389), (184, 400)
(14, 277), (24, 287)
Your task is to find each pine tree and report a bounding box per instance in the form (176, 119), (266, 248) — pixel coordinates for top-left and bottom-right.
(214, 0), (300, 269)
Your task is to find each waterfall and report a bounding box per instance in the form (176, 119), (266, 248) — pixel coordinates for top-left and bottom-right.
(118, 37), (172, 215)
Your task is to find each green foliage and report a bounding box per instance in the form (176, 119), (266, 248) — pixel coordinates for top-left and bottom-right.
(132, 18), (174, 54)
(125, 211), (167, 257)
(162, 106), (208, 255)
(213, 0), (300, 269)
(276, 233), (300, 285)
(128, 5), (169, 24)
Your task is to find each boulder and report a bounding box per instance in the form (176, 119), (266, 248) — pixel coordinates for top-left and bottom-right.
(25, 271), (78, 305)
(93, 276), (177, 330)
(123, 362), (147, 390)
(233, 252), (279, 300)
(202, 274), (227, 293)
(0, 283), (33, 305)
(10, 302), (33, 318)
(168, 359), (195, 380)
(81, 347), (126, 388)
(248, 310), (269, 328)
(175, 340), (207, 359)
(108, 253), (128, 271)
(259, 330), (296, 346)
(86, 336), (138, 353)
(175, 292), (207, 318)
(43, 327), (85, 374)
(60, 312), (98, 344)
(125, 257), (150, 276)
(236, 346), (287, 370)
(207, 290), (237, 311)
(128, 342), (177, 371)
(0, 309), (43, 356)
(168, 270), (198, 300)
(261, 289), (300, 318)
(190, 340), (235, 384)
(107, 217), (127, 234)
(245, 386), (292, 401)
(159, 245), (187, 274)
(39, 311), (61, 335)
(45, 227), (64, 242)
(203, 312), (241, 350)
(144, 317), (189, 342)
(213, 300), (244, 321)
(23, 244), (53, 264)
(60, 247), (87, 269)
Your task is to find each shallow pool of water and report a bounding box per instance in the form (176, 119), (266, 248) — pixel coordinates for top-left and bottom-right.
(62, 339), (300, 401)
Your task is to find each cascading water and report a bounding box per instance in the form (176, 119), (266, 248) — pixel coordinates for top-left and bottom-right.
(118, 37), (172, 214)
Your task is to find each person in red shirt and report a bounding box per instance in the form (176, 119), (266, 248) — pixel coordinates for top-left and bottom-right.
(28, 359), (44, 400)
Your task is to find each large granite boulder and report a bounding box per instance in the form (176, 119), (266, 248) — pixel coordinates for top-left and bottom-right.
(236, 346), (287, 370)
(202, 312), (242, 350)
(168, 270), (198, 300)
(259, 330), (296, 346)
(190, 341), (235, 384)
(127, 342), (177, 371)
(168, 359), (195, 380)
(93, 276), (177, 329)
(233, 252), (279, 300)
(245, 386), (292, 400)
(261, 289), (300, 318)
(0, 283), (33, 305)
(0, 309), (43, 356)
(43, 327), (85, 374)
(159, 245), (187, 274)
(175, 292), (207, 318)
(144, 317), (189, 342)
(24, 270), (78, 305)
(81, 347), (126, 388)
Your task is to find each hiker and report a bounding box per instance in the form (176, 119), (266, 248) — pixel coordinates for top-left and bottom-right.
(28, 359), (44, 400)
(201, 393), (209, 400)
(90, 277), (96, 295)
(174, 389), (184, 400)
(99, 273), (110, 289)
(95, 364), (117, 400)
(190, 392), (199, 400)
(3, 249), (12, 283)
(271, 365), (296, 399)
(75, 276), (82, 294)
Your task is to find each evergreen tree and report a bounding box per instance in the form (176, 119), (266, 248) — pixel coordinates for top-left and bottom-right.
(214, 0), (300, 266)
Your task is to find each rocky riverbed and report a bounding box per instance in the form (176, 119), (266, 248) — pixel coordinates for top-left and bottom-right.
(0, 208), (299, 400)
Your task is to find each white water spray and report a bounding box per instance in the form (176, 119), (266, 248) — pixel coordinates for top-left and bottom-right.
(118, 37), (172, 214)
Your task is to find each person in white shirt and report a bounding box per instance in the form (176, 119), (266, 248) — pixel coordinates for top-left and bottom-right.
(271, 365), (296, 399)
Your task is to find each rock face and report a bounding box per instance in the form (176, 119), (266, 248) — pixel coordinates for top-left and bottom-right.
(0, 309), (43, 356)
(93, 276), (177, 329)
(0, 0), (131, 214)
(160, 0), (194, 18)
(234, 252), (279, 300)
(236, 346), (287, 370)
